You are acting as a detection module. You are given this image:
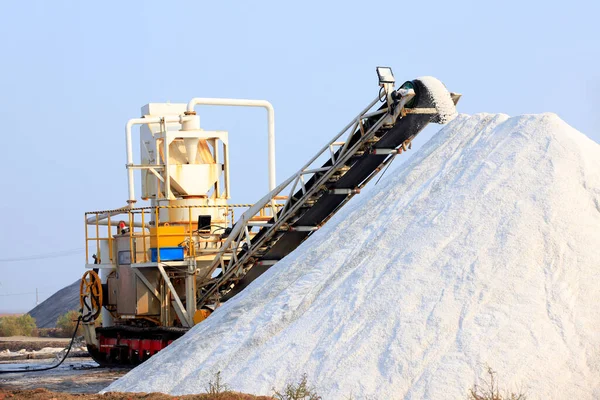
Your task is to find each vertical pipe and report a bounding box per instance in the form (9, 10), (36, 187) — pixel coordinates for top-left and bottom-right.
(223, 142), (230, 199)
(213, 138), (220, 198)
(162, 120), (171, 200)
(155, 206), (161, 263)
(160, 280), (166, 326)
(185, 268), (196, 324)
(141, 210), (147, 262)
(128, 210), (134, 264)
(125, 121), (136, 204)
(85, 213), (89, 264)
(188, 207), (193, 257)
(95, 213), (100, 262)
(267, 107), (275, 191)
(107, 214), (112, 263)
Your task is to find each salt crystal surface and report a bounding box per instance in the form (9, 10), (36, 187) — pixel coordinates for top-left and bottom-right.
(106, 113), (600, 399)
(417, 76), (457, 123)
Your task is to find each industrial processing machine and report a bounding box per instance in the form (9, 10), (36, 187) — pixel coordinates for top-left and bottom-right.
(79, 67), (460, 365)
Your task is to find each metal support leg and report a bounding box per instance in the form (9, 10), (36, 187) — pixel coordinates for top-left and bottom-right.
(185, 260), (197, 324)
(157, 264), (192, 327)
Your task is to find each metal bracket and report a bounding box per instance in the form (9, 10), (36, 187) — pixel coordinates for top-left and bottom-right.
(132, 268), (160, 301)
(329, 188), (360, 195)
(157, 264), (193, 327)
(404, 108), (437, 115)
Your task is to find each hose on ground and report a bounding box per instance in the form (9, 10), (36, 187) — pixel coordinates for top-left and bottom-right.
(0, 314), (83, 374)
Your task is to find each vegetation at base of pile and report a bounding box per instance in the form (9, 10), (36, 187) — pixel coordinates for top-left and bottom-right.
(0, 367), (531, 400)
(55, 309), (102, 337)
(36, 327), (67, 338)
(0, 314), (36, 336)
(272, 373), (321, 400)
(468, 367), (527, 400)
(0, 388), (274, 399)
(205, 371), (231, 396)
(202, 371), (321, 400)
(55, 310), (83, 337)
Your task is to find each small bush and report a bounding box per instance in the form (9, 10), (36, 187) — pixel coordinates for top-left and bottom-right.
(0, 314), (37, 336)
(37, 328), (64, 338)
(273, 373), (321, 400)
(56, 310), (82, 337)
(205, 371), (230, 396)
(469, 367), (527, 400)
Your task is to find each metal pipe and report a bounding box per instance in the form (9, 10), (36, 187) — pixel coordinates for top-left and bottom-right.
(223, 142), (230, 199)
(162, 120), (171, 199)
(186, 98), (276, 191)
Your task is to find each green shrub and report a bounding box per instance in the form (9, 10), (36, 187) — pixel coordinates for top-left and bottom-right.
(273, 373), (321, 400)
(205, 371), (230, 396)
(0, 314), (37, 336)
(37, 328), (63, 338)
(56, 310), (83, 337)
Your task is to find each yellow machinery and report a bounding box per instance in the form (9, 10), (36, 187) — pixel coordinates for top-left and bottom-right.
(79, 68), (460, 365)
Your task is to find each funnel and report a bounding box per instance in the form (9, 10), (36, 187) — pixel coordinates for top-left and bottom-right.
(183, 138), (199, 164)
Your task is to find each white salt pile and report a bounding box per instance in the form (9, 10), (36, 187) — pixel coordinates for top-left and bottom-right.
(417, 76), (457, 123)
(106, 113), (600, 399)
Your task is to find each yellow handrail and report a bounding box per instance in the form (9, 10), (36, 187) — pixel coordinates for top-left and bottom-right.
(84, 202), (286, 265)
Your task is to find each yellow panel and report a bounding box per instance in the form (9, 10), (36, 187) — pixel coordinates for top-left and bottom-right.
(150, 225), (187, 248)
(193, 309), (212, 324)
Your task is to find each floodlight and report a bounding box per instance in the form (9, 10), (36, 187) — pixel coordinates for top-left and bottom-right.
(376, 66), (395, 84)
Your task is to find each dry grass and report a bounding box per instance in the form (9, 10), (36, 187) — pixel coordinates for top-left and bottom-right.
(0, 388), (274, 400)
(272, 374), (321, 400)
(468, 367), (527, 400)
(1, 367), (530, 400)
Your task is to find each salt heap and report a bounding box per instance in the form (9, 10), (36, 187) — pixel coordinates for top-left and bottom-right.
(106, 113), (600, 399)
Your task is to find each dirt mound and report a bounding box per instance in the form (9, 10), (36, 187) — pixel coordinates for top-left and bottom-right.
(27, 281), (79, 329)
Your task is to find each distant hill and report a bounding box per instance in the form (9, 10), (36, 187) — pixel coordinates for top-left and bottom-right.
(27, 280), (79, 328)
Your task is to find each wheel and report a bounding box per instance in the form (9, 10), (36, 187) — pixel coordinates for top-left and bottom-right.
(80, 270), (103, 323)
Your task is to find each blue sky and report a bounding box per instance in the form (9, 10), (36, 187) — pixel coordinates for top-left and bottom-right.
(0, 0), (598, 312)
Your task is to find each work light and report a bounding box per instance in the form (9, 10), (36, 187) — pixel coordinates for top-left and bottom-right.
(376, 66), (395, 84)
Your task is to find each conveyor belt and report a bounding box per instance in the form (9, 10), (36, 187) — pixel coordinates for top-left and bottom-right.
(200, 77), (458, 305)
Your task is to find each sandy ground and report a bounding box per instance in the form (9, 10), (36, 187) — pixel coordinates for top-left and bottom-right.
(0, 337), (70, 353)
(0, 337), (87, 361)
(0, 389), (273, 399)
(0, 337), (69, 342)
(0, 358), (127, 393)
(0, 359), (273, 399)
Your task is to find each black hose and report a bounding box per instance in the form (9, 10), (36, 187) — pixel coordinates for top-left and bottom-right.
(0, 315), (83, 374)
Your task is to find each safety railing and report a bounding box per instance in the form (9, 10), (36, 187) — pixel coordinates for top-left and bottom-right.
(84, 201), (285, 266)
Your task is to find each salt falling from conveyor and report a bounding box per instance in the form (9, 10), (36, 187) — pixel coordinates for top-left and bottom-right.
(105, 113), (600, 399)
